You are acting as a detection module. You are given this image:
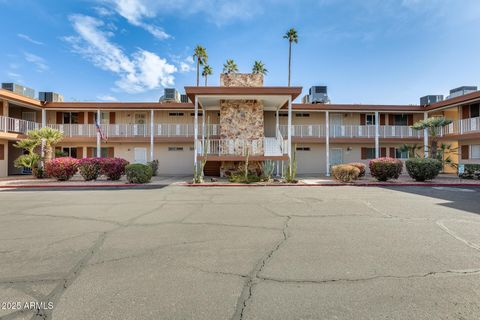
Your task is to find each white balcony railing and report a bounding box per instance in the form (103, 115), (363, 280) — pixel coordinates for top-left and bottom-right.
(45, 123), (220, 138)
(197, 139), (264, 156)
(279, 124), (422, 139)
(439, 117), (480, 136)
(0, 116), (39, 134)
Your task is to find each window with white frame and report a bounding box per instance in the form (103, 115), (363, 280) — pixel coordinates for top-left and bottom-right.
(295, 113), (310, 118)
(472, 145), (480, 159)
(395, 148), (409, 159)
(296, 146), (311, 151)
(365, 114), (375, 125)
(169, 112), (184, 117)
(62, 147), (78, 158)
(168, 147), (184, 151)
(94, 112), (109, 124)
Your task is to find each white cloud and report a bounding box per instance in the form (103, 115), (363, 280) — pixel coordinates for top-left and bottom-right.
(103, 0), (170, 39)
(18, 33), (44, 45)
(66, 14), (177, 93)
(101, 0), (267, 27)
(179, 56), (195, 73)
(97, 94), (118, 101)
(24, 52), (49, 72)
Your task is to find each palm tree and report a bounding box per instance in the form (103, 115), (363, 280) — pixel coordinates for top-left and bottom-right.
(283, 28), (298, 87)
(28, 127), (64, 162)
(193, 45), (208, 87)
(223, 59), (238, 74)
(412, 117), (452, 159)
(202, 65), (213, 86)
(252, 61), (268, 75)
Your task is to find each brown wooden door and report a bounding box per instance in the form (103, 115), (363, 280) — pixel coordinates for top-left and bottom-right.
(203, 161), (221, 177)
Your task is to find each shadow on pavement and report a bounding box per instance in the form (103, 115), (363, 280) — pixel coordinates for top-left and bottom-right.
(383, 186), (480, 215)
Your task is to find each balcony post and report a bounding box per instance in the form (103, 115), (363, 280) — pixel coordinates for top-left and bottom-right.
(150, 109), (154, 161)
(41, 109), (46, 129)
(375, 112), (380, 158)
(96, 109), (101, 157)
(287, 96), (292, 176)
(423, 112), (428, 158)
(325, 111), (330, 176)
(202, 108), (205, 149)
(276, 108), (279, 137)
(194, 96), (198, 170)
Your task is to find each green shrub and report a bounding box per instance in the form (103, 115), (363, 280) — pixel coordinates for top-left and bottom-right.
(228, 171), (261, 184)
(125, 164), (153, 184)
(459, 164), (480, 179)
(147, 160), (159, 176)
(348, 162), (366, 177)
(332, 165), (360, 182)
(78, 158), (102, 181)
(369, 157), (403, 181)
(405, 158), (442, 182)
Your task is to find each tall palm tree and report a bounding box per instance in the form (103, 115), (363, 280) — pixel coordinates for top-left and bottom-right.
(252, 60), (268, 75)
(283, 28), (298, 87)
(223, 59), (238, 74)
(202, 65), (213, 86)
(193, 45), (208, 87)
(412, 117), (452, 159)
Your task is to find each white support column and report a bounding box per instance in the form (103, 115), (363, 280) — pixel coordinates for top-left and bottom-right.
(202, 107), (205, 148)
(375, 111), (380, 158)
(41, 109), (46, 162)
(150, 109), (154, 161)
(96, 109), (101, 157)
(276, 108), (279, 136)
(287, 96), (292, 176)
(423, 111), (429, 158)
(325, 111), (330, 176)
(193, 96), (198, 170)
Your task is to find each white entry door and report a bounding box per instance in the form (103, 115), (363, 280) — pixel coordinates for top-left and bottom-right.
(330, 148), (343, 166)
(134, 147), (147, 164)
(134, 113), (147, 136)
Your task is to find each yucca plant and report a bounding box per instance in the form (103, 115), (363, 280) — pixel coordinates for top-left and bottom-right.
(285, 147), (297, 183)
(263, 160), (275, 180)
(412, 117), (452, 159)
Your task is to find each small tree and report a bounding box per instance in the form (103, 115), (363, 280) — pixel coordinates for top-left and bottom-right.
(252, 61), (268, 75)
(411, 117), (452, 159)
(399, 143), (422, 158)
(13, 139), (40, 173)
(27, 127), (64, 163)
(437, 143), (458, 172)
(223, 59), (238, 74)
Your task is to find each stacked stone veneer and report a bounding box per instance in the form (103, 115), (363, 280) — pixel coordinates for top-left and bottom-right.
(219, 73), (265, 177)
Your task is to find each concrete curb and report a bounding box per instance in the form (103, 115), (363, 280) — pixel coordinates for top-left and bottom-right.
(0, 184), (167, 190)
(183, 183), (480, 187)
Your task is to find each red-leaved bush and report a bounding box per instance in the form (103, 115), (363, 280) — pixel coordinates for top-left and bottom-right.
(45, 157), (79, 181)
(100, 158), (129, 180)
(78, 158), (103, 181)
(369, 157), (403, 181)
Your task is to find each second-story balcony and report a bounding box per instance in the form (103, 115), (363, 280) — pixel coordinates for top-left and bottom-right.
(441, 116), (480, 136)
(0, 115), (40, 135)
(279, 124), (423, 139)
(46, 123), (220, 138)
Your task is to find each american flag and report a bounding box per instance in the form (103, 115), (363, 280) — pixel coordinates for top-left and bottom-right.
(95, 121), (107, 142)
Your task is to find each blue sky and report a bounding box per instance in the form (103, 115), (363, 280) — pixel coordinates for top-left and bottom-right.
(1, 0), (479, 104)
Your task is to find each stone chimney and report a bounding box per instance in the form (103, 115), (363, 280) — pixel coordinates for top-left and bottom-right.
(220, 73), (263, 87)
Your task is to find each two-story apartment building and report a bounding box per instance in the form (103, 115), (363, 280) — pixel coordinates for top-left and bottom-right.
(1, 74), (479, 178)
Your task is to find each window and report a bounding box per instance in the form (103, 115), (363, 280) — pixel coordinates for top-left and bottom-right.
(190, 112), (203, 116)
(365, 148), (376, 159)
(63, 112), (79, 124)
(395, 148), (409, 159)
(168, 147), (184, 151)
(472, 145), (480, 159)
(275, 113), (288, 117)
(169, 112), (184, 117)
(471, 104), (480, 118)
(94, 112), (109, 124)
(394, 115), (408, 126)
(295, 113), (310, 118)
(366, 114), (375, 125)
(296, 146), (311, 151)
(62, 147), (78, 158)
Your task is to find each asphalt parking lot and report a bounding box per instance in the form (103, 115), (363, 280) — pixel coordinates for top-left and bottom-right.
(1, 186), (479, 320)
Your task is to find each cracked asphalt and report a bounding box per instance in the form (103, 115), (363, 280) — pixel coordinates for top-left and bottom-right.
(0, 186), (480, 320)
